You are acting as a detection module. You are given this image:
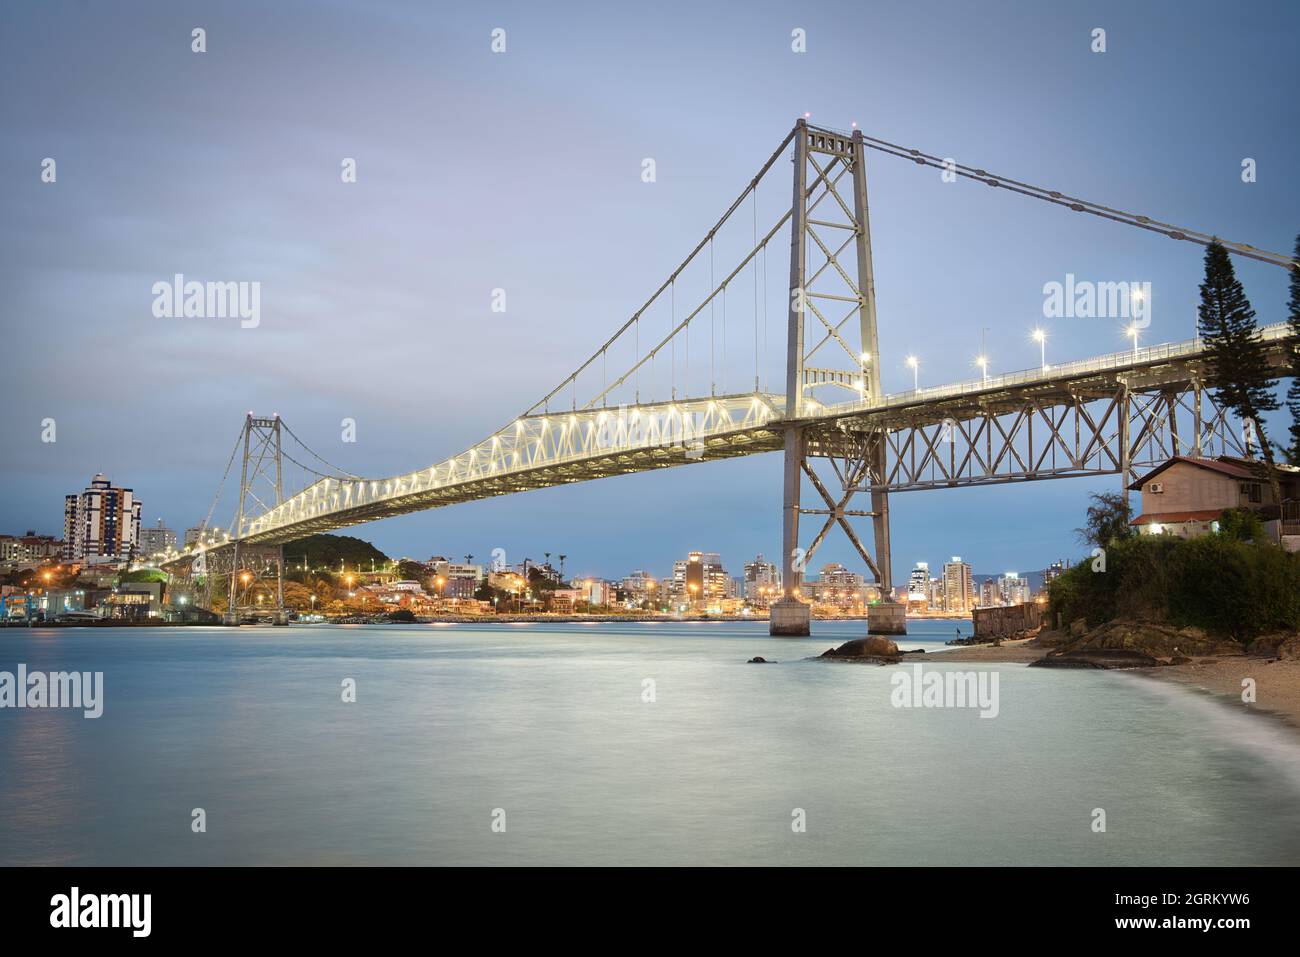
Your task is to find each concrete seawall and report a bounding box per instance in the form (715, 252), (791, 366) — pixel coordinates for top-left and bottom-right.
(972, 602), (1042, 639)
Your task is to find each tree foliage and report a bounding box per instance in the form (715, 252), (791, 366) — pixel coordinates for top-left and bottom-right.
(282, 534), (388, 572)
(1197, 239), (1281, 500)
(1076, 491), (1133, 548)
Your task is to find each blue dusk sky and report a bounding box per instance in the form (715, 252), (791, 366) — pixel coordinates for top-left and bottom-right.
(1, 0), (1297, 582)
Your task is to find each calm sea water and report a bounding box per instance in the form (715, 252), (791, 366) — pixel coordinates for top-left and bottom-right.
(3, 618), (1300, 866)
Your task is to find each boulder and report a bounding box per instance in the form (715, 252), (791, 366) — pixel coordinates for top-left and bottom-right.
(1068, 618), (1089, 639)
(820, 635), (902, 663)
(747, 656), (772, 664)
(1064, 619), (1243, 657)
(1254, 633), (1300, 659)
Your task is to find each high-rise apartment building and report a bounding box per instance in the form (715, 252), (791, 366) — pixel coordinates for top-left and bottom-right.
(998, 572), (1030, 606)
(942, 557), (974, 614)
(138, 518), (178, 557)
(63, 473), (142, 564)
(743, 554), (779, 604)
(907, 562), (930, 609)
(672, 551), (728, 607)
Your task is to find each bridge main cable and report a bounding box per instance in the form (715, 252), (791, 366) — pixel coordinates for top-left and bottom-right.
(845, 128), (1298, 270)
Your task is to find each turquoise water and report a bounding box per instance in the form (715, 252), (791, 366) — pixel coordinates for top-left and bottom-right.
(3, 618), (1299, 866)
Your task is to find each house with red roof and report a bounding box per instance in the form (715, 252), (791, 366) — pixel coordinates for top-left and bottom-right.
(1127, 455), (1300, 543)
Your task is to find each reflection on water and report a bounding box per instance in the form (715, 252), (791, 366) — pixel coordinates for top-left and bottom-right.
(2, 619), (1299, 866)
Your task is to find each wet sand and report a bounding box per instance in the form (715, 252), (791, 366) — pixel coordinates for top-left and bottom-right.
(1148, 656), (1300, 729)
(928, 636), (1300, 734)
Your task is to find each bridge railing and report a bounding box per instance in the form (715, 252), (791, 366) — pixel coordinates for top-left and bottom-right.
(243, 392), (785, 538)
(822, 321), (1293, 417)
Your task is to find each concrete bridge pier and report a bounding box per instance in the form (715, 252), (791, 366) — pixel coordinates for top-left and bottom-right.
(771, 424), (811, 636)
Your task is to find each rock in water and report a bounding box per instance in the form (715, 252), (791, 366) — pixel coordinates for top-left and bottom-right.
(820, 636), (901, 663)
(748, 656), (772, 664)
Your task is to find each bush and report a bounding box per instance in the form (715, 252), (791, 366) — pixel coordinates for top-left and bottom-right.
(1048, 534), (1300, 643)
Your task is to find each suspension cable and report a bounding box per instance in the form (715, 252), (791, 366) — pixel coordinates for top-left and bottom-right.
(280, 420), (360, 479)
(828, 126), (1297, 270)
(198, 423), (245, 541)
(519, 124), (799, 418)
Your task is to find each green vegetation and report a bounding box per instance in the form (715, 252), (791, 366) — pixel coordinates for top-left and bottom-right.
(395, 559), (428, 581)
(1048, 526), (1300, 644)
(118, 569), (167, 584)
(1076, 491), (1132, 548)
(1197, 239), (1281, 501)
(283, 534), (388, 572)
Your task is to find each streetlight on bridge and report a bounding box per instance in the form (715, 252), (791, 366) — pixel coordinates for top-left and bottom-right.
(905, 355), (919, 391)
(1126, 322), (1141, 360)
(1032, 328), (1048, 370)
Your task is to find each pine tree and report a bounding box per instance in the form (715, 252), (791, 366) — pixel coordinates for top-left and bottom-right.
(1197, 240), (1281, 503)
(1286, 233), (1300, 465)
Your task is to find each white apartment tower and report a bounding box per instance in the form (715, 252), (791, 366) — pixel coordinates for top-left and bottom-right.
(63, 473), (142, 563)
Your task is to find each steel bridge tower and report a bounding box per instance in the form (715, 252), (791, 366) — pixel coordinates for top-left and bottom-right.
(771, 121), (901, 635)
(224, 413), (288, 625)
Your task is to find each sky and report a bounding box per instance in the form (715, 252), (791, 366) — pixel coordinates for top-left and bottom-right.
(2, 0), (1298, 584)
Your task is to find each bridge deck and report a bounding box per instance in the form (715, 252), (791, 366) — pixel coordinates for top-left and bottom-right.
(163, 322), (1293, 560)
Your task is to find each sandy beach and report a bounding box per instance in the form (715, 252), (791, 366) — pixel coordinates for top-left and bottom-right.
(1147, 657), (1300, 730)
(928, 635), (1300, 734)
(924, 635), (1046, 663)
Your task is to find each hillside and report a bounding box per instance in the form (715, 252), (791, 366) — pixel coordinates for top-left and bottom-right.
(282, 534), (388, 572)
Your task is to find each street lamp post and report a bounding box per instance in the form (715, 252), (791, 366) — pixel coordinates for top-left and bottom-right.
(975, 354), (989, 385)
(906, 355), (919, 391)
(1032, 328), (1047, 370)
(1127, 322), (1140, 360)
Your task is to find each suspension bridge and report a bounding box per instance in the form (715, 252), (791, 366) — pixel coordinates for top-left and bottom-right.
(156, 120), (1299, 633)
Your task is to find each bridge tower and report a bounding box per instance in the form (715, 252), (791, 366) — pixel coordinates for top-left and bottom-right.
(770, 121), (899, 636)
(225, 413), (288, 625)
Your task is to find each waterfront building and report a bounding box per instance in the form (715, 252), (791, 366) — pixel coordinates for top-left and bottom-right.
(429, 557), (482, 588)
(572, 578), (613, 608)
(62, 473), (142, 564)
(906, 562), (929, 611)
(927, 576), (945, 612)
(138, 518), (178, 557)
(815, 562), (866, 609)
(671, 551), (728, 608)
(743, 554), (779, 604)
(0, 531), (63, 565)
(978, 577), (1000, 608)
(998, 572), (1030, 606)
(622, 570), (658, 607)
(488, 569), (526, 597)
(942, 557), (973, 615)
(1128, 455), (1300, 541)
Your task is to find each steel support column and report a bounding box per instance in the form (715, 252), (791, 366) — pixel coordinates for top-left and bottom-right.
(851, 129), (892, 596)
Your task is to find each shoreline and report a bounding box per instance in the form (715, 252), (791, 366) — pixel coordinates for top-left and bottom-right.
(926, 635), (1300, 738)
